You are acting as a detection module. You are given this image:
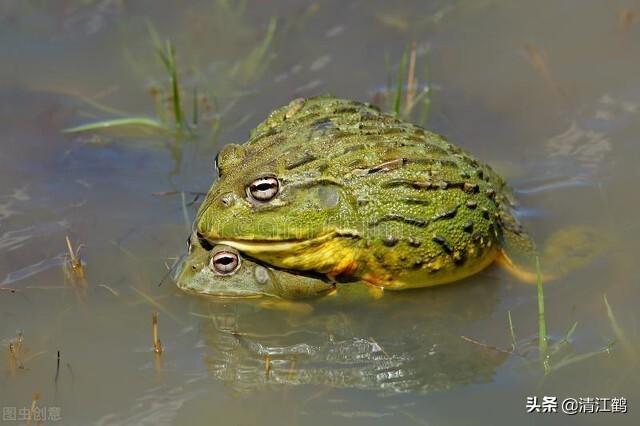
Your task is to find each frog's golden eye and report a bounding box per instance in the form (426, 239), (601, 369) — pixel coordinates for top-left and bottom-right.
(209, 250), (240, 275)
(247, 176), (279, 202)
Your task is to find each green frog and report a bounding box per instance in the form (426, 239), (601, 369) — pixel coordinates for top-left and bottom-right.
(194, 96), (593, 290)
(175, 233), (335, 299)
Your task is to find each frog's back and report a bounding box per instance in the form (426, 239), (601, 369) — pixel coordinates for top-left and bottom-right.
(204, 96), (524, 289)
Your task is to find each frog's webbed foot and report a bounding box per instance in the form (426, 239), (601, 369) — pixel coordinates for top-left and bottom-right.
(499, 226), (606, 284)
(362, 283), (385, 299)
(538, 226), (606, 278)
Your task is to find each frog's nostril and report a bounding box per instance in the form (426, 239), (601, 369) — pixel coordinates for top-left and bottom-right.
(220, 193), (234, 207)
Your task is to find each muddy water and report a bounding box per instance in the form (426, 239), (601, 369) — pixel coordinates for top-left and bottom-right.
(1, 1), (639, 425)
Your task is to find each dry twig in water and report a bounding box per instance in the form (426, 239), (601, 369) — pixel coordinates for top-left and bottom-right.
(26, 392), (40, 426)
(264, 354), (272, 379)
(65, 235), (86, 281)
(55, 350), (61, 385)
(8, 331), (25, 371)
(461, 335), (514, 355)
(152, 312), (163, 354)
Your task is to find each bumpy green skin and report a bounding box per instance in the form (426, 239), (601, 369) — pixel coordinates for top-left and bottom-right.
(175, 243), (335, 299)
(196, 96), (530, 289)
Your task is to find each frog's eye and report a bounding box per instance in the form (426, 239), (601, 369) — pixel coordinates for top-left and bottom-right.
(209, 250), (240, 275)
(247, 176), (279, 202)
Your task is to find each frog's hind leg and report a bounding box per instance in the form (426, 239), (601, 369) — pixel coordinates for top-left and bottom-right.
(497, 250), (545, 284)
(499, 225), (606, 284)
(497, 226), (543, 284)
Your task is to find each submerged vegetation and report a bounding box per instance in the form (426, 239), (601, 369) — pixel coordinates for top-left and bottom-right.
(465, 258), (618, 376)
(373, 41), (432, 124)
(536, 257), (549, 369)
(64, 39), (206, 140)
(534, 268), (615, 376)
(63, 3), (282, 144)
(7, 331), (25, 372)
(64, 235), (85, 281)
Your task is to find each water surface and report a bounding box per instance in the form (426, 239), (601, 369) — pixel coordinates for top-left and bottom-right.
(1, 1), (639, 424)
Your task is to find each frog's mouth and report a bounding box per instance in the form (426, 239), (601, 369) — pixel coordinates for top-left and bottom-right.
(211, 230), (361, 276)
(211, 229), (360, 254)
(212, 238), (314, 254)
(194, 291), (267, 299)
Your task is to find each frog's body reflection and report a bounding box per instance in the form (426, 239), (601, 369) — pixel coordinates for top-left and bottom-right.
(193, 280), (507, 395)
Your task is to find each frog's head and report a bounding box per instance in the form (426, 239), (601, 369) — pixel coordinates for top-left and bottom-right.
(174, 236), (334, 299)
(195, 140), (356, 258)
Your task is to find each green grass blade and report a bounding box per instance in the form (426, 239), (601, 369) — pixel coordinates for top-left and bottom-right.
(536, 256), (549, 371)
(549, 340), (615, 372)
(564, 321), (578, 342)
(393, 46), (409, 117)
(192, 86), (199, 127)
(229, 17), (277, 83)
(166, 42), (184, 130)
(254, 17), (277, 63)
(507, 310), (517, 351)
(154, 40), (189, 134)
(77, 96), (130, 117)
(549, 321), (579, 355)
(145, 19), (164, 54)
(63, 117), (170, 136)
(604, 294), (626, 341)
(604, 294), (635, 357)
